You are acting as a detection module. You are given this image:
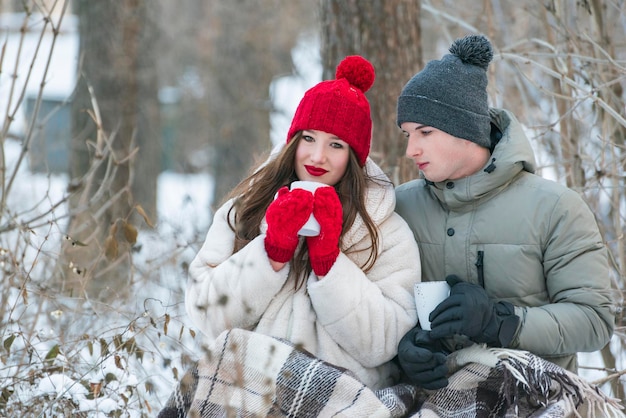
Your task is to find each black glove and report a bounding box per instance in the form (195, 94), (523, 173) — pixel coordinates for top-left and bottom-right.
(429, 275), (520, 347)
(397, 326), (448, 390)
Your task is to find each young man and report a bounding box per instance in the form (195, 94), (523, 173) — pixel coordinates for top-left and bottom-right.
(394, 34), (616, 390)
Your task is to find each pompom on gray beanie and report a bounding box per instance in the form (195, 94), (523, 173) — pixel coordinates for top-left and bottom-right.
(397, 34), (493, 148)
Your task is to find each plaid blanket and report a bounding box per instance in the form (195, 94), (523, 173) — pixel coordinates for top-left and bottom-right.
(158, 329), (624, 418)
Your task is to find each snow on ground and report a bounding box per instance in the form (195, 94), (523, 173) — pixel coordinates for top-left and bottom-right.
(1, 137), (214, 415)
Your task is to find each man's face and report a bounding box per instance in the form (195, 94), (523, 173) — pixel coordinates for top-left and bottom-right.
(400, 122), (481, 182)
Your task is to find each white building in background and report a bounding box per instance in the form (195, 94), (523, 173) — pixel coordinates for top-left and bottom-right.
(0, 9), (78, 172)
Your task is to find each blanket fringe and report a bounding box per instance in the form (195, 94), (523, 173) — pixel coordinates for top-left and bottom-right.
(492, 348), (624, 418)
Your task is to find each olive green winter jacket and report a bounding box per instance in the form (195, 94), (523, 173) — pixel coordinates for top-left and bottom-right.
(395, 108), (615, 372)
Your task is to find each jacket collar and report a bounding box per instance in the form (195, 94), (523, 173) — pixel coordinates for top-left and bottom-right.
(428, 108), (537, 210)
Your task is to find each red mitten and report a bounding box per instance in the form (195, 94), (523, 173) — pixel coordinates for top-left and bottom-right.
(306, 187), (343, 276)
(264, 187), (314, 263)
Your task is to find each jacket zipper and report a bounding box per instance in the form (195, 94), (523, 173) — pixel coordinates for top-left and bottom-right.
(475, 250), (485, 288)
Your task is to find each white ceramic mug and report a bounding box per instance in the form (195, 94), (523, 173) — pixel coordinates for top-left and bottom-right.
(414, 281), (451, 330)
(290, 180), (329, 237)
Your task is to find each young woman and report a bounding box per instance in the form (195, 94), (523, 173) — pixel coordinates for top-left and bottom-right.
(185, 55), (420, 390)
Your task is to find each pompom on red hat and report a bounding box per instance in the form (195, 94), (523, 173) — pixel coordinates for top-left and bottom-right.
(287, 55), (375, 167)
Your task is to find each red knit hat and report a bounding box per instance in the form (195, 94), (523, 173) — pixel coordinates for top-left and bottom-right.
(287, 55), (375, 167)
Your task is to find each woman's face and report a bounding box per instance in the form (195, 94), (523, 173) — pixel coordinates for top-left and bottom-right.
(294, 129), (350, 186)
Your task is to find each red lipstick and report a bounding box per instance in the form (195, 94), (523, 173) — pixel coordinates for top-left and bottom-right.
(305, 165), (328, 176)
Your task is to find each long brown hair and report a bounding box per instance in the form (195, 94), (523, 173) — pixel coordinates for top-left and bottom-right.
(224, 132), (384, 289)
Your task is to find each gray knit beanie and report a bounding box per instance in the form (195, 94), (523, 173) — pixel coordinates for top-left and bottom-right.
(397, 34), (493, 148)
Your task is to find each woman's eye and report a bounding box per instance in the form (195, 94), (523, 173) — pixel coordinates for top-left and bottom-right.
(330, 142), (344, 149)
(302, 135), (314, 142)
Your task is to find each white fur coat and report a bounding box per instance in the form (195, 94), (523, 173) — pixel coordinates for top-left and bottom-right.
(186, 158), (420, 390)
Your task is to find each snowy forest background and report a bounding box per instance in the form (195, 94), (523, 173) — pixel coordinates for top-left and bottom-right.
(0, 0), (625, 416)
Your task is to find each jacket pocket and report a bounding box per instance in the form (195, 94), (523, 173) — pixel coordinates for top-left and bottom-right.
(475, 250), (485, 288)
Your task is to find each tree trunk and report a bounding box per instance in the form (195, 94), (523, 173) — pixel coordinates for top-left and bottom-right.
(131, 1), (161, 225)
(61, 0), (157, 301)
(320, 0), (421, 184)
